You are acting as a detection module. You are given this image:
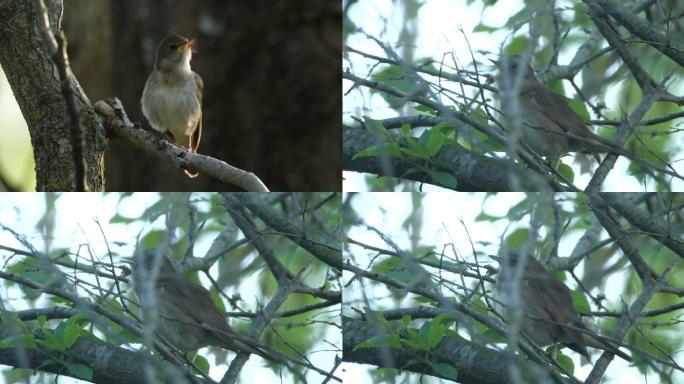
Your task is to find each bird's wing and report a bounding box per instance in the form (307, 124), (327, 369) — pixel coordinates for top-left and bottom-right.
(194, 71), (203, 105)
(524, 87), (588, 134)
(158, 277), (229, 332)
(158, 277), (276, 359)
(524, 275), (591, 358)
(525, 87), (614, 149)
(190, 71), (203, 153)
(524, 274), (576, 320)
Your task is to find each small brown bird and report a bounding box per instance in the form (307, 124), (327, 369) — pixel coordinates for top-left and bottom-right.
(490, 253), (631, 362)
(141, 34), (203, 178)
(491, 55), (619, 158)
(127, 250), (275, 360)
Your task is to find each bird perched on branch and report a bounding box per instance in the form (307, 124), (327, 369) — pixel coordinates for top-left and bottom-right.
(142, 34), (203, 178)
(490, 252), (631, 362)
(125, 250), (277, 361)
(491, 55), (624, 159)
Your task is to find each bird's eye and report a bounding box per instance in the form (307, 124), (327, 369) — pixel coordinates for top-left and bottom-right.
(169, 44), (178, 50)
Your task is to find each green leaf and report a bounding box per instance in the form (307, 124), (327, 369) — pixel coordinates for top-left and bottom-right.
(370, 65), (421, 109)
(66, 363), (93, 380)
(353, 143), (401, 159)
(430, 362), (459, 380)
(566, 98), (590, 121)
(475, 212), (502, 222)
(473, 23), (498, 33)
(430, 171), (458, 189)
(483, 328), (506, 343)
(402, 315), (411, 327)
(194, 355), (210, 375)
(0, 334), (37, 349)
(414, 296), (439, 305)
(210, 291), (226, 313)
(353, 334), (401, 350)
(49, 323), (67, 351)
(506, 199), (530, 221)
(371, 258), (423, 287)
(505, 228), (529, 249)
(505, 36), (529, 55)
(109, 214), (135, 224)
(405, 135), (428, 158)
(426, 130), (446, 156)
(425, 320), (447, 348)
(414, 105), (438, 115)
(406, 328), (430, 351)
(556, 162), (575, 183)
(141, 230), (164, 248)
(61, 321), (81, 348)
(365, 309), (392, 330)
(365, 118), (390, 139)
(570, 291), (591, 313)
(553, 349), (575, 374)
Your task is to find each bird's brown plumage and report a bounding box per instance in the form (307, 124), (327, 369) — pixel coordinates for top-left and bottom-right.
(491, 253), (631, 362)
(493, 55), (622, 158)
(129, 250), (276, 361)
(142, 34), (203, 178)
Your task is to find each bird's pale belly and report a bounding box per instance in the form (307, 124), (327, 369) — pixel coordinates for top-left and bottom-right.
(142, 82), (200, 148)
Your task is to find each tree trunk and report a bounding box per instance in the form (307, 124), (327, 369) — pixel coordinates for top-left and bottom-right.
(0, 0), (106, 191)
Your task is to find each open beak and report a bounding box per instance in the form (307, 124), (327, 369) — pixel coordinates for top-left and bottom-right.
(179, 39), (195, 53)
(116, 257), (135, 276)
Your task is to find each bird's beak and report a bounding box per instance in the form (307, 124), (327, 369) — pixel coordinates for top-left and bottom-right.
(489, 255), (501, 262)
(179, 39), (195, 53)
(116, 257), (135, 276)
(488, 58), (499, 66)
(119, 256), (135, 265)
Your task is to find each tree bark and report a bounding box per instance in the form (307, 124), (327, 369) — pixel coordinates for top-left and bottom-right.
(0, 0), (106, 191)
(343, 317), (513, 384)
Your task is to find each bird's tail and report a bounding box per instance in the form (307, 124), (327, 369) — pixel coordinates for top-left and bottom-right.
(583, 334), (632, 362)
(222, 338), (283, 363)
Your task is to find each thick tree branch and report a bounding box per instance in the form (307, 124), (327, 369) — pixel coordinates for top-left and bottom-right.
(0, 323), (154, 384)
(343, 125), (547, 191)
(0, 272), (207, 384)
(343, 68), (571, 191)
(343, 317), (517, 384)
(94, 99), (269, 191)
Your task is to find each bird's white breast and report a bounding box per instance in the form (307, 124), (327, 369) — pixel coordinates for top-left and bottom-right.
(141, 70), (201, 147)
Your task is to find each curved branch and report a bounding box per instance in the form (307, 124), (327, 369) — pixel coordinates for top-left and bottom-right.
(589, 0), (684, 68)
(232, 193), (342, 271)
(94, 99), (269, 191)
(599, 193), (684, 257)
